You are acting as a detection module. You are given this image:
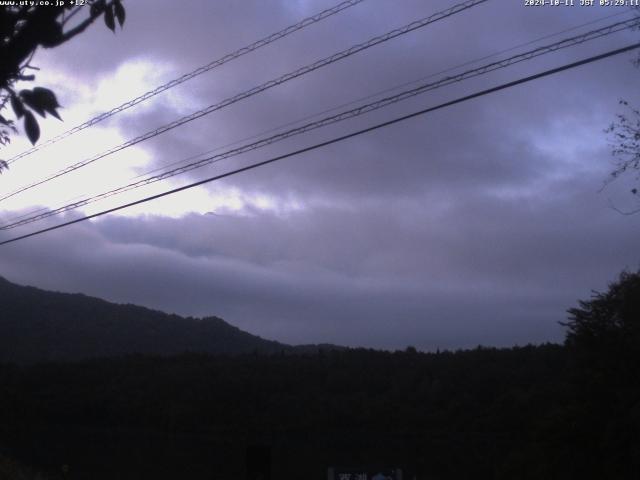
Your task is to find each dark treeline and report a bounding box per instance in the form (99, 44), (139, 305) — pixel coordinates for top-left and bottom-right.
(0, 271), (637, 479)
(0, 343), (636, 480)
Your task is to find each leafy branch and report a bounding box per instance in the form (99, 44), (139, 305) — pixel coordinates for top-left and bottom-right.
(0, 0), (126, 172)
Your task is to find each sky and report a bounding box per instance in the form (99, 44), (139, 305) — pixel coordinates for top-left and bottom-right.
(0, 0), (639, 350)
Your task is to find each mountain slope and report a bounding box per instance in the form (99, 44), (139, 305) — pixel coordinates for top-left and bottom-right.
(0, 276), (290, 363)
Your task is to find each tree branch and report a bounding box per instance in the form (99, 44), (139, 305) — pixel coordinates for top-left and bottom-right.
(607, 197), (640, 216)
(54, 1), (115, 47)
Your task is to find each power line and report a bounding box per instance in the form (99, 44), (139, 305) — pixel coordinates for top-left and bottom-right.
(121, 10), (637, 181)
(4, 10), (629, 220)
(1, 42), (637, 247)
(4, 0), (366, 166)
(3, 16), (638, 231)
(0, 0), (488, 204)
(4, 16), (637, 229)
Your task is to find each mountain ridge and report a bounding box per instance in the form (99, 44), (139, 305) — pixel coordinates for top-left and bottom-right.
(0, 276), (334, 363)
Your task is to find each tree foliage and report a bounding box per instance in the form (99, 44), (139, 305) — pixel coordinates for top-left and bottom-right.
(0, 275), (639, 478)
(605, 101), (640, 212)
(563, 269), (640, 353)
(604, 10), (640, 213)
(561, 270), (640, 478)
(0, 0), (125, 171)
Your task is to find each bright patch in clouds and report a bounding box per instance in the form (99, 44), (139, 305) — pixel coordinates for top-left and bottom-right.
(0, 57), (219, 220)
(106, 185), (305, 219)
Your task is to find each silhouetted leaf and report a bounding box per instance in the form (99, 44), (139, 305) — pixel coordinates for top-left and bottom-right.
(19, 88), (62, 120)
(10, 95), (24, 119)
(104, 4), (115, 32)
(23, 111), (40, 145)
(48, 107), (62, 120)
(32, 87), (62, 120)
(90, 0), (106, 17)
(32, 87), (60, 108)
(0, 160), (8, 174)
(114, 0), (125, 27)
(38, 20), (63, 47)
(20, 90), (45, 117)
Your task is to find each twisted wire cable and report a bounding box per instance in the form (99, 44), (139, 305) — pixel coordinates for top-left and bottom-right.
(3, 16), (638, 231)
(5, 0), (366, 166)
(1, 41), (639, 247)
(0, 0), (489, 203)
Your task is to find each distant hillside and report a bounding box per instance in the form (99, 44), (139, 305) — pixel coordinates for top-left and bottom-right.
(0, 276), (301, 363)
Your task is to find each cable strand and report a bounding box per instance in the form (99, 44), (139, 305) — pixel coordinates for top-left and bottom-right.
(5, 0), (366, 166)
(1, 41), (638, 247)
(3, 16), (638, 230)
(0, 0), (488, 203)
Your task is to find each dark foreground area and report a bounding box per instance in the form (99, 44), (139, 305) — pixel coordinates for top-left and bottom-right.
(0, 342), (637, 480)
(1, 270), (638, 479)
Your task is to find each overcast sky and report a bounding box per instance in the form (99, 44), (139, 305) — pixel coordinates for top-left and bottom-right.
(0, 0), (639, 350)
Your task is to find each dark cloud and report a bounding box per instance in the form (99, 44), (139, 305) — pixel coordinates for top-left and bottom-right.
(3, 158), (637, 350)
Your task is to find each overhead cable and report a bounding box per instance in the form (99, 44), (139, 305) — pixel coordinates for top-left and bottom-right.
(1, 41), (638, 247)
(0, 0), (488, 203)
(5, 0), (367, 166)
(2, 17), (638, 231)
